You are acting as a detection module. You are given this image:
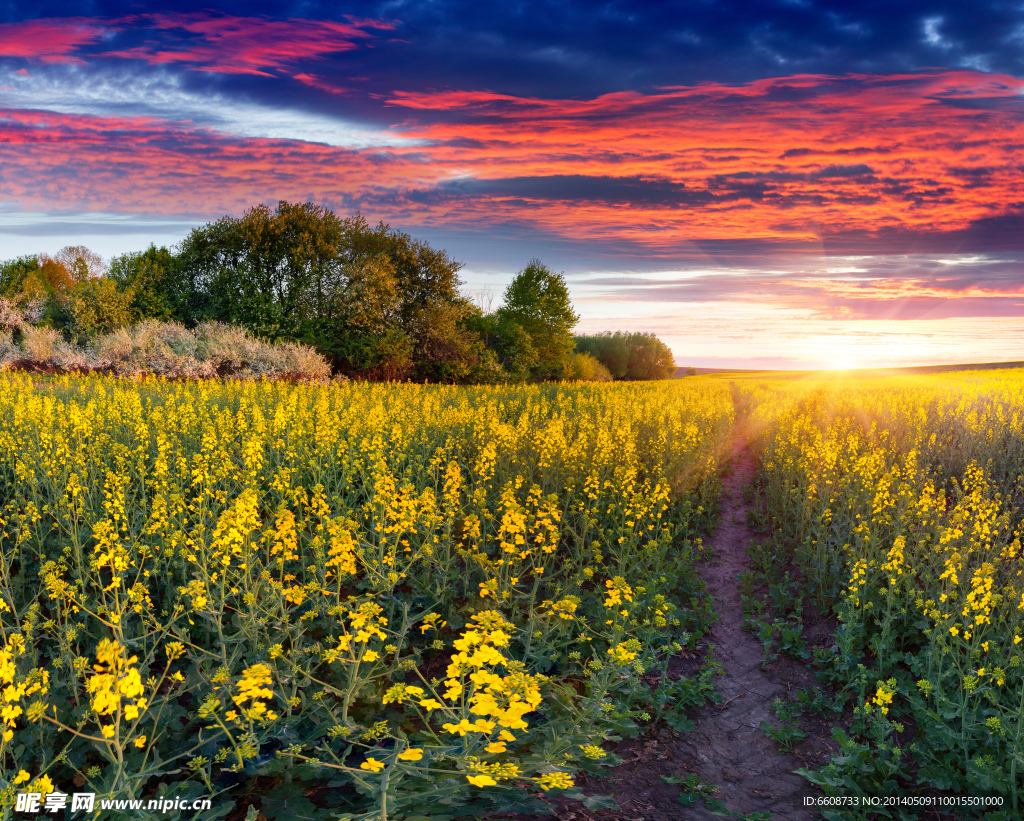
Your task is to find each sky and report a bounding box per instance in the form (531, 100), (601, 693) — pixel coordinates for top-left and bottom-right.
(1, 1), (1022, 369)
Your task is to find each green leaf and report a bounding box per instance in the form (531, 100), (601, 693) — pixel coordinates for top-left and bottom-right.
(581, 794), (618, 809)
(666, 714), (694, 733)
(259, 784), (319, 821)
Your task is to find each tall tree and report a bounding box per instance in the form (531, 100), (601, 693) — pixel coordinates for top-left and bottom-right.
(177, 201), (347, 339)
(336, 215), (482, 381)
(500, 259), (579, 380)
(49, 246), (104, 284)
(174, 202), (484, 380)
(108, 245), (178, 321)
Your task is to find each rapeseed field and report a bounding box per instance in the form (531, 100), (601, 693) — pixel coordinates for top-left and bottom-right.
(0, 375), (729, 819)
(2, 368), (1023, 819)
(748, 368), (1024, 814)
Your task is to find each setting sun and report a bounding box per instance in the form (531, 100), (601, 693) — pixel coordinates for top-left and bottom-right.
(823, 356), (859, 371)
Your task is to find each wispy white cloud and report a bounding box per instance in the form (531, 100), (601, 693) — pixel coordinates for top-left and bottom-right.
(0, 64), (418, 149)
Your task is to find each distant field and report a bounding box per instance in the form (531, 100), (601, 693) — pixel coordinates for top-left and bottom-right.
(676, 360), (1024, 377)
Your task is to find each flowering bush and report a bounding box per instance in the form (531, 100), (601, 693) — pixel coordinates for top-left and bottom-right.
(0, 319), (330, 381)
(17, 325), (61, 363)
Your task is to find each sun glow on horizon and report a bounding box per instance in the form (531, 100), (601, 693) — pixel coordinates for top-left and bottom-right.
(822, 355), (861, 371)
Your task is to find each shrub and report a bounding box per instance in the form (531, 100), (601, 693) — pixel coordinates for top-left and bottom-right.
(0, 318), (329, 382)
(261, 339), (332, 381)
(92, 320), (330, 381)
(575, 332), (676, 380)
(194, 321), (331, 380)
(0, 297), (22, 331)
(563, 351), (613, 382)
(94, 319), (210, 378)
(52, 340), (95, 372)
(0, 329), (18, 368)
(19, 325), (61, 362)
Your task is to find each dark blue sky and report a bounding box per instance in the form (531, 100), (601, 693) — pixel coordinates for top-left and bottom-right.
(6, 1), (1024, 90)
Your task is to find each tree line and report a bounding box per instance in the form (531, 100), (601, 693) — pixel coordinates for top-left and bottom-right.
(0, 201), (676, 382)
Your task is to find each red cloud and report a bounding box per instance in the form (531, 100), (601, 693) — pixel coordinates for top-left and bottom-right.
(1, 69), (1021, 257)
(379, 70), (1024, 247)
(293, 73), (350, 95)
(0, 18), (111, 64)
(0, 13), (395, 76)
(102, 13), (395, 76)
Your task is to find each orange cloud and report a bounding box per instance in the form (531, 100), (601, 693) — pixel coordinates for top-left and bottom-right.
(1, 69), (1021, 257)
(378, 70), (1024, 247)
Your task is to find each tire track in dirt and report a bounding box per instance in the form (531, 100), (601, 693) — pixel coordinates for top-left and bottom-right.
(671, 429), (817, 820)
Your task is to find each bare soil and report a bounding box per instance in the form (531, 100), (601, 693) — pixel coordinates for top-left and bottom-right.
(660, 441), (834, 819)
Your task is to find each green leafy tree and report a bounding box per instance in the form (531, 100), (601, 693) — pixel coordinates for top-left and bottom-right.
(575, 331), (676, 380)
(320, 254), (414, 379)
(411, 300), (488, 383)
(174, 202), (485, 380)
(178, 201), (348, 340)
(0, 255), (42, 298)
(1, 253), (71, 306)
(108, 245), (178, 321)
(312, 221), (483, 380)
(340, 215), (465, 318)
(500, 260), (578, 381)
(64, 278), (136, 339)
(337, 215), (481, 381)
(626, 332), (676, 380)
(575, 332), (630, 378)
(465, 309), (538, 383)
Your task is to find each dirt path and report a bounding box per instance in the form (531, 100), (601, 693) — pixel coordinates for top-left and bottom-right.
(511, 428), (840, 821)
(669, 436), (818, 820)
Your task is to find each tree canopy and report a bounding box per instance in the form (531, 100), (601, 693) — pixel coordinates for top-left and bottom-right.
(575, 331), (676, 380)
(109, 245), (183, 323)
(500, 259), (579, 380)
(173, 203), (482, 380)
(1, 201), (679, 383)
